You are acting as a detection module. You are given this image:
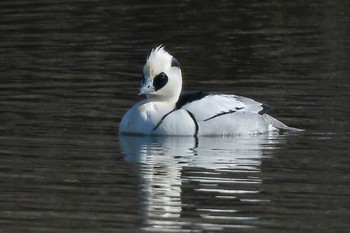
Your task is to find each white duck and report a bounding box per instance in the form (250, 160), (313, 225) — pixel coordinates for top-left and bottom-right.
(119, 46), (302, 136)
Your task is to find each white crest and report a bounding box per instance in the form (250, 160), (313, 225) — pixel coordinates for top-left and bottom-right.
(145, 45), (173, 77)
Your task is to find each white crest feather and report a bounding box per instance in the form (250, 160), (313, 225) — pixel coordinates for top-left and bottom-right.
(145, 45), (173, 77)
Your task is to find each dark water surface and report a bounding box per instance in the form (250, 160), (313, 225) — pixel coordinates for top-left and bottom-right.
(1, 1), (350, 232)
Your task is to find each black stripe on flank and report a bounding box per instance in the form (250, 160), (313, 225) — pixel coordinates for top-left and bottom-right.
(203, 109), (239, 121)
(152, 109), (199, 136)
(186, 110), (199, 136)
(152, 109), (175, 132)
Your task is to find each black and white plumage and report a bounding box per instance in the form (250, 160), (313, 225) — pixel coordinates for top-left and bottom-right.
(119, 46), (302, 136)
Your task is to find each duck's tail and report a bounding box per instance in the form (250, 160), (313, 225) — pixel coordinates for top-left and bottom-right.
(262, 114), (304, 132)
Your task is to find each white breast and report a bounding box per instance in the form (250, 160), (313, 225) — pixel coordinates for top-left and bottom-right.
(119, 100), (196, 135)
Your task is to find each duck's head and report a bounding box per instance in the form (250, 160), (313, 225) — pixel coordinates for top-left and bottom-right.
(139, 46), (182, 103)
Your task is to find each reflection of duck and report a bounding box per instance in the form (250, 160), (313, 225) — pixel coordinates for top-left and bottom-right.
(119, 135), (281, 229)
(119, 46), (302, 136)
(121, 135), (276, 170)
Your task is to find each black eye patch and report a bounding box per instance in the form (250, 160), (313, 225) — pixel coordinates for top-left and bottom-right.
(153, 72), (168, 91)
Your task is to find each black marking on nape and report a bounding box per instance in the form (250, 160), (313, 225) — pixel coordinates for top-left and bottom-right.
(203, 109), (238, 121)
(152, 109), (176, 132)
(153, 72), (168, 91)
(176, 91), (209, 109)
(258, 103), (272, 115)
(186, 110), (199, 136)
(171, 57), (181, 68)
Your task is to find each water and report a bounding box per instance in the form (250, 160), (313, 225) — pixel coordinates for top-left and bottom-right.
(1, 0), (350, 232)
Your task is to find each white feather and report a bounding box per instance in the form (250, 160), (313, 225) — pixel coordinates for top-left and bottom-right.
(181, 94), (263, 121)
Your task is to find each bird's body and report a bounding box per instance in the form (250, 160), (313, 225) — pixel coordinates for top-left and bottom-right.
(119, 46), (302, 136)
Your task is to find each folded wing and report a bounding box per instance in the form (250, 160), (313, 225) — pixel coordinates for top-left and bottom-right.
(178, 92), (268, 122)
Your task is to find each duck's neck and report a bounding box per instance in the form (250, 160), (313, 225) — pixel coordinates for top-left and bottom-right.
(146, 94), (180, 106)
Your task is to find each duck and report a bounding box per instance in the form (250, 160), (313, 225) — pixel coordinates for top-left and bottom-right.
(119, 46), (302, 136)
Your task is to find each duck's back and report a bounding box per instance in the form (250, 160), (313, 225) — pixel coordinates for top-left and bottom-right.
(176, 92), (274, 135)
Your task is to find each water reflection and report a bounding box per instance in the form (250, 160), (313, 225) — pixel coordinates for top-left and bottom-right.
(120, 134), (283, 230)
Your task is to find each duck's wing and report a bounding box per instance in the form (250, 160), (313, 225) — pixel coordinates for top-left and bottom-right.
(177, 92), (270, 122)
